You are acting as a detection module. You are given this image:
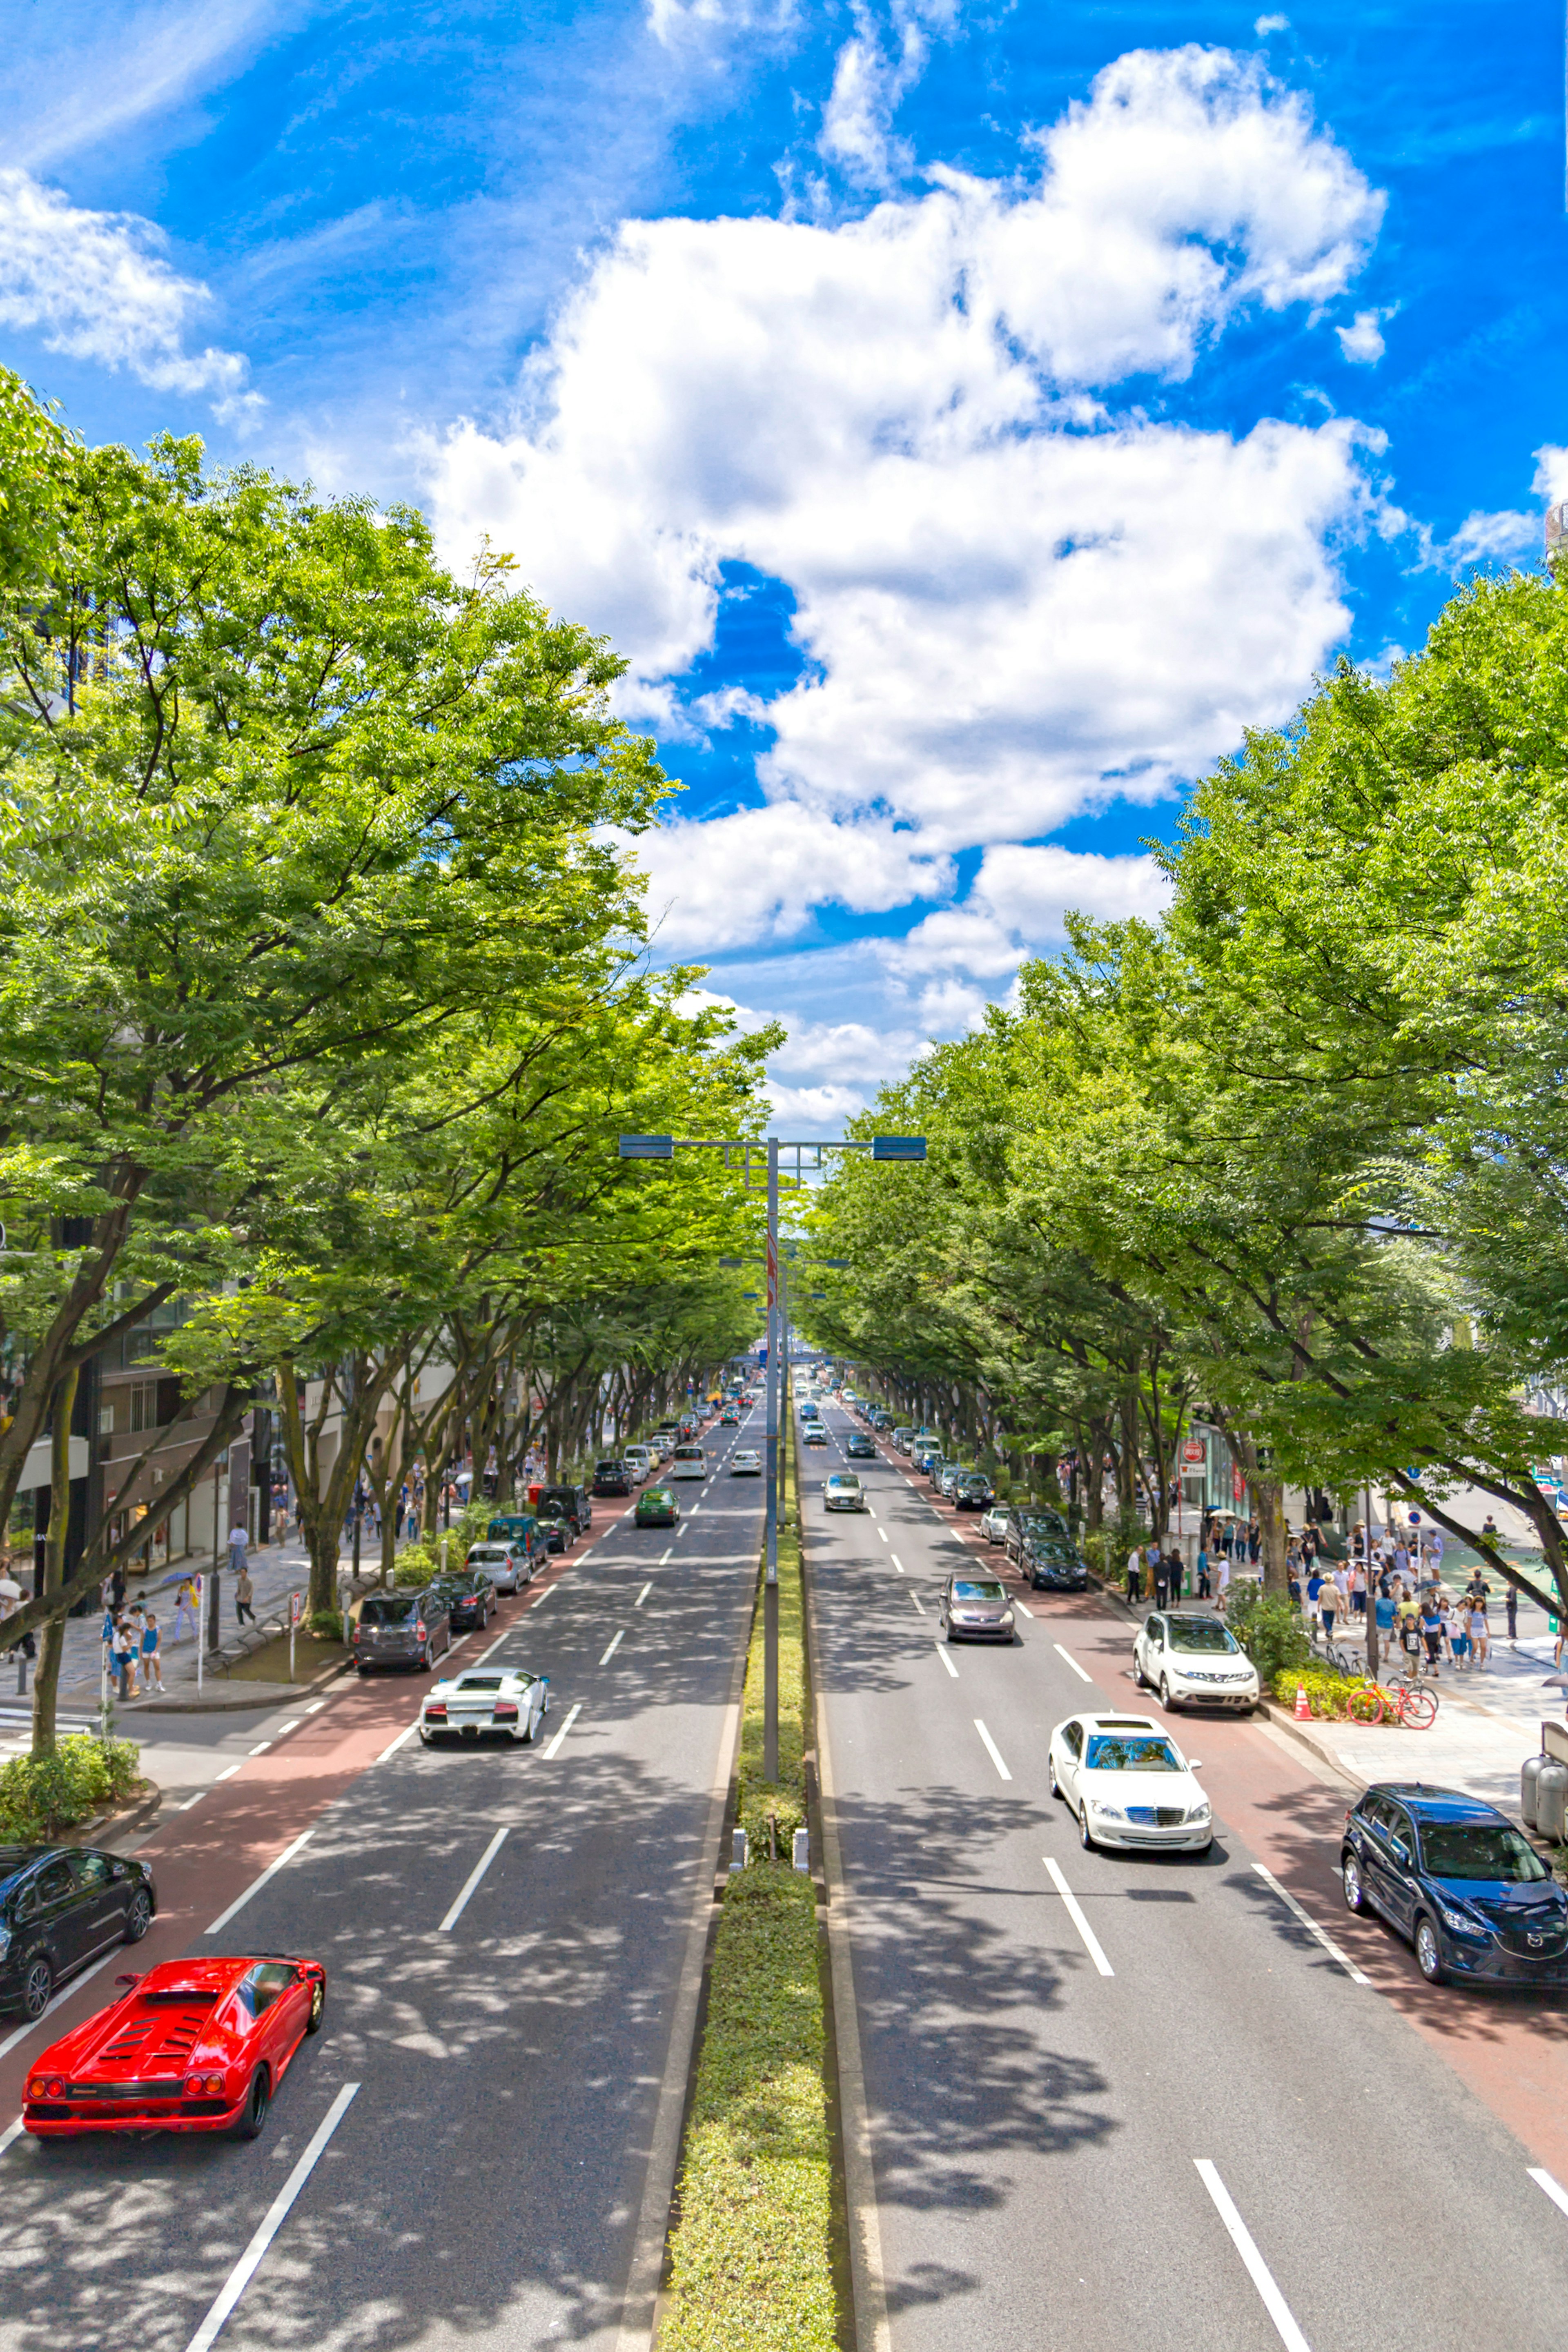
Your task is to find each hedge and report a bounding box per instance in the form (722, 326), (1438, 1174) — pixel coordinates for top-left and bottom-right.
(0, 1734), (142, 1840)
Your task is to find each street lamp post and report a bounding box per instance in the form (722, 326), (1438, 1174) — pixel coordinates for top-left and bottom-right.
(620, 1131), (926, 1783)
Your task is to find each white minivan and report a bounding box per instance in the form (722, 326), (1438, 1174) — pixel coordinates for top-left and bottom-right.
(671, 1444), (708, 1481)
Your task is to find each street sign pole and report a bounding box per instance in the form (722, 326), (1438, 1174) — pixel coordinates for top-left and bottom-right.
(764, 1136), (780, 1782)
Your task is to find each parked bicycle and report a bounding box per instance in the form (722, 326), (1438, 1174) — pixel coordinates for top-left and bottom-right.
(1343, 1665), (1439, 1730)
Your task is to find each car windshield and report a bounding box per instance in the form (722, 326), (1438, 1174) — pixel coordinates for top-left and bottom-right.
(360, 1596), (418, 1625)
(828, 1477), (860, 1489)
(674, 1448), (703, 1459)
(456, 1676), (505, 1692)
(1421, 1823), (1548, 1882)
(643, 1488), (673, 1501)
(1085, 1735), (1183, 1772)
(1166, 1619), (1241, 1654)
(1018, 1511), (1063, 1530)
(596, 1461), (623, 1474)
(953, 1580), (1006, 1600)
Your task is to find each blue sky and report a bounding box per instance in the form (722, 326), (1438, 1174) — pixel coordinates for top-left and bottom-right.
(0, 0), (1560, 1120)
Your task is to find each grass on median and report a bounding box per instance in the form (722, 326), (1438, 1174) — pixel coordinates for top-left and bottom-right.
(658, 1411), (840, 2352)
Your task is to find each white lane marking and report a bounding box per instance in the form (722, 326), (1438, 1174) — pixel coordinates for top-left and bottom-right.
(878, 1526), (888, 1544)
(1529, 2167), (1568, 2218)
(543, 1701), (582, 1759)
(204, 1829), (315, 1937)
(1014, 1598), (1034, 1618)
(177, 1791), (205, 1811)
(1043, 1855), (1115, 1977)
(1053, 1642), (1094, 1685)
(909, 1592), (927, 1616)
(375, 1720), (420, 1766)
(273, 1719), (301, 1735)
(439, 1826), (509, 1932)
(215, 1763), (241, 1782)
(469, 1626), (514, 1667)
(1193, 2160), (1313, 2352)
(935, 1642), (958, 1679)
(600, 1630), (625, 1666)
(634, 1581), (653, 1608)
(528, 1580), (557, 1604)
(302, 1699), (327, 1714)
(890, 1552), (905, 1574)
(974, 1719), (1013, 1781)
(184, 2084), (361, 2352)
(659, 1548), (673, 1566)
(1251, 1862), (1372, 1987)
(0, 2117), (23, 2157)
(248, 1742), (272, 1756)
(0, 1950), (121, 2060)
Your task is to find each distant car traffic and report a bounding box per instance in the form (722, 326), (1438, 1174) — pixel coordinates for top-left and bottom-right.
(0, 1845), (158, 2022)
(1049, 1714), (1213, 1854)
(23, 1952), (325, 2138)
(730, 1450), (763, 1475)
(352, 1590), (453, 1675)
(464, 1537), (538, 1594)
(720, 1408), (740, 1425)
(1134, 1613), (1259, 1710)
(845, 1432), (876, 1459)
(1342, 1785), (1568, 1987)
(823, 1473), (868, 1512)
(938, 1575), (1017, 1644)
(636, 1485), (680, 1526)
(421, 1668), (549, 1746)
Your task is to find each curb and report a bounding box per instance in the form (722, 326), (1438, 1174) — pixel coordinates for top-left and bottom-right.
(122, 1654), (352, 1714)
(59, 1782), (164, 1850)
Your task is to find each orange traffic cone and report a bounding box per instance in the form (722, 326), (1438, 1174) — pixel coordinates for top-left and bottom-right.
(1294, 1684), (1310, 1720)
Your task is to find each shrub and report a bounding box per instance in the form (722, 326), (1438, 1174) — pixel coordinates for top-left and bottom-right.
(0, 1733), (142, 1840)
(393, 1546), (439, 1587)
(1227, 1581), (1312, 1681)
(309, 1609), (343, 1641)
(1269, 1664), (1374, 1720)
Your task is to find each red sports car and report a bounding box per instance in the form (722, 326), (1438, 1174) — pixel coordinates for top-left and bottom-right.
(23, 1952), (326, 2140)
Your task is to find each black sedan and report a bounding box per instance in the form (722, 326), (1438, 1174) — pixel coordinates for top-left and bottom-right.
(0, 1845), (157, 2020)
(1341, 1784), (1568, 1987)
(845, 1432), (876, 1459)
(1004, 1507), (1070, 1564)
(428, 1568), (497, 1631)
(1020, 1537), (1089, 1592)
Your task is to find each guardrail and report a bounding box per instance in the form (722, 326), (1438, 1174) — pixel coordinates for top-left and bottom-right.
(0, 1705), (102, 1738)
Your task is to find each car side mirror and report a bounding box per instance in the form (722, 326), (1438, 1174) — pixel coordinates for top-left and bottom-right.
(1187, 1760), (1203, 1771)
(114, 1972), (142, 1990)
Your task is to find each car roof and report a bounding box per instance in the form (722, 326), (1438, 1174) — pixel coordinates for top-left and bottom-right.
(1088, 1715), (1162, 1731)
(1368, 1784), (1502, 1823)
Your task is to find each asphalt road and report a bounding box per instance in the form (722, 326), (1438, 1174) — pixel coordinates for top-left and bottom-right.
(805, 1404), (1568, 2352)
(0, 1421), (765, 2352)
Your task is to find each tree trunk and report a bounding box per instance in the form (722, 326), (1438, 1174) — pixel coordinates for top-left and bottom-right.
(31, 1365), (80, 1760)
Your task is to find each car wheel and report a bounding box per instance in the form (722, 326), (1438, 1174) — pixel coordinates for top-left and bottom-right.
(1078, 1808), (1096, 1852)
(1132, 1656), (1147, 1689)
(123, 1888), (153, 1944)
(1048, 1759), (1062, 1798)
(1415, 1916), (1445, 1984)
(305, 1979), (326, 2035)
(1159, 1677), (1174, 1711)
(1342, 1852), (1370, 1914)
(356, 1664), (370, 1678)
(20, 1953), (52, 2020)
(418, 1647), (431, 1672)
(232, 2065), (271, 2141)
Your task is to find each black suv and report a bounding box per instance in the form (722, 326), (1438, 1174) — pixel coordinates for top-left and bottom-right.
(352, 1589), (452, 1674)
(593, 1459), (634, 1496)
(535, 1483), (592, 1536)
(0, 1844), (158, 2020)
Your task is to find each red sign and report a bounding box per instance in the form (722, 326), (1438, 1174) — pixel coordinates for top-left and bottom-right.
(1182, 1440), (1206, 1465)
(1232, 1467), (1246, 1503)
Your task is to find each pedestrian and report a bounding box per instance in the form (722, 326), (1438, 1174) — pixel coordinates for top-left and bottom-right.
(227, 1519), (249, 1580)
(1468, 1596), (1490, 1670)
(1248, 1521), (1262, 1568)
(1154, 1550), (1171, 1609)
(1373, 1582), (1396, 1653)
(1196, 1539), (1211, 1600)
(1319, 1576), (1339, 1644)
(1506, 1580), (1518, 1644)
(1418, 1590), (1445, 1673)
(1301, 1561), (1317, 1622)
(140, 1611), (164, 1693)
(235, 1563), (255, 1626)
(1166, 1546), (1183, 1605)
(170, 1575), (199, 1644)
(112, 1615), (137, 1700)
(1215, 1547), (1232, 1612)
(1125, 1543), (1142, 1606)
(110, 1561), (126, 1612)
(1481, 1512), (1499, 1546)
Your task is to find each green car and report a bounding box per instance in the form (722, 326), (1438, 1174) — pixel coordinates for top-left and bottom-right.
(636, 1485), (680, 1528)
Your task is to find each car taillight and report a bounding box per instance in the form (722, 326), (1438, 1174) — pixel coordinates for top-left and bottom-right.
(494, 1702), (519, 1719)
(27, 2075), (62, 2100)
(426, 1702), (447, 1718)
(187, 2073), (225, 2097)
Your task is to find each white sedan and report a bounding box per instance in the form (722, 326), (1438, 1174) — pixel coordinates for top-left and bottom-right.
(978, 1502), (1013, 1544)
(1133, 1611), (1260, 1712)
(730, 1450), (763, 1476)
(419, 1669), (549, 1745)
(823, 1472), (868, 1513)
(1047, 1713), (1213, 1854)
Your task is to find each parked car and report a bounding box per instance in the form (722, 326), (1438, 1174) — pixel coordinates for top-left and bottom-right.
(1019, 1536), (1090, 1593)
(823, 1473), (869, 1513)
(593, 1459), (635, 1497)
(1048, 1714), (1213, 1855)
(893, 1427), (915, 1453)
(1341, 1786), (1568, 1987)
(911, 1440), (942, 1472)
(845, 1432), (876, 1459)
(428, 1566), (497, 1632)
(636, 1485), (680, 1527)
(624, 1444), (657, 1479)
(937, 1573), (1017, 1644)
(953, 1471), (995, 1509)
(22, 1951), (325, 2137)
(0, 1846), (158, 2022)
(978, 1501), (1013, 1544)
(464, 1537), (539, 1595)
(1133, 1612), (1259, 1710)
(420, 1668), (549, 1747)
(1004, 1507), (1070, 1565)
(352, 1588), (452, 1675)
(531, 1482), (592, 1536)
(938, 1461), (978, 1499)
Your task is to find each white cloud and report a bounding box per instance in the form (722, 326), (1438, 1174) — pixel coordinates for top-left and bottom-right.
(430, 44), (1383, 946)
(0, 167), (250, 401)
(820, 1), (956, 188)
(1337, 306), (1388, 363)
(1438, 509), (1539, 568)
(1533, 444), (1568, 505)
(1254, 14), (1290, 34)
(621, 802), (953, 953)
(883, 845), (1174, 977)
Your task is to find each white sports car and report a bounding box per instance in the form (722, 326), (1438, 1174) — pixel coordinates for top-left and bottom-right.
(1047, 1712), (1213, 1854)
(419, 1669), (549, 1746)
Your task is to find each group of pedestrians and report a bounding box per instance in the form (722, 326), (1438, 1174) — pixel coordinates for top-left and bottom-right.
(1371, 1570), (1499, 1675)
(100, 1597), (164, 1697)
(1124, 1538), (1188, 1607)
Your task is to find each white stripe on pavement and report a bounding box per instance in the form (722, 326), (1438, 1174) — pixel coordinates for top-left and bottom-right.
(375, 1721), (420, 1766)
(0, 2117), (23, 2158)
(439, 1826), (509, 1932)
(890, 1553), (905, 1574)
(215, 1763), (241, 1781)
(543, 1701), (582, 1759)
(1014, 1598), (1034, 1618)
(878, 1526), (888, 1544)
(183, 2085), (360, 2352)
(634, 1581), (653, 1608)
(0, 1950), (123, 2060)
(974, 1719), (1012, 1781)
(909, 1592), (926, 1615)
(204, 1830), (315, 1937)
(1529, 2167), (1568, 2218)
(1053, 1642), (1094, 1684)
(935, 1642), (958, 1679)
(1251, 1863), (1372, 1986)
(1043, 1856), (1114, 1977)
(599, 1630), (625, 1665)
(1193, 2160), (1313, 2352)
